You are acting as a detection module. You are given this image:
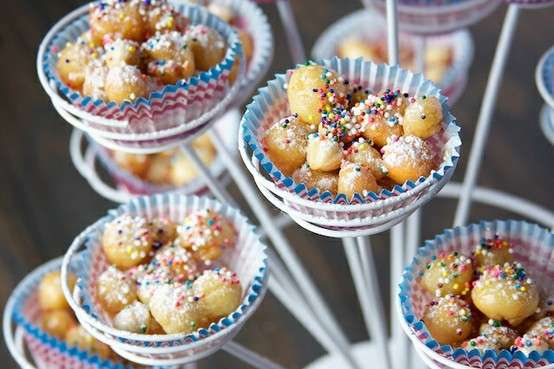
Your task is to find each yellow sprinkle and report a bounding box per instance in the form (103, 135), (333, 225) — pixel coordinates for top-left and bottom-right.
(453, 283), (459, 290)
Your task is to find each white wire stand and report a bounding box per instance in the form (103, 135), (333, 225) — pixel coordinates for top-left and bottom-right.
(275, 0), (306, 64)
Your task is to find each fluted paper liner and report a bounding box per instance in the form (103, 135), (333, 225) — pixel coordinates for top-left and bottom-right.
(399, 220), (554, 368)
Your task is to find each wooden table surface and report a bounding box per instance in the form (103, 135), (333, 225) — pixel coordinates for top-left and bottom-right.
(1, 1), (553, 368)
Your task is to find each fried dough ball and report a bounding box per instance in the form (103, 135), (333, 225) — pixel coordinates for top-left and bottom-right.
(423, 295), (474, 345)
(207, 3), (235, 23)
(102, 214), (154, 269)
(421, 251), (473, 298)
(527, 317), (554, 347)
(143, 154), (172, 184)
(111, 151), (150, 178)
(338, 37), (378, 60)
(287, 65), (348, 127)
(513, 334), (550, 355)
(194, 268), (242, 322)
(143, 32), (196, 84)
(170, 145), (216, 186)
(83, 61), (108, 100)
(479, 320), (519, 349)
(473, 237), (513, 269)
(56, 33), (97, 90)
(292, 164), (338, 194)
(186, 25), (226, 71)
(146, 217), (177, 249)
(132, 264), (173, 305)
(41, 309), (77, 339)
(382, 135), (434, 184)
(96, 266), (137, 314)
(338, 162), (379, 199)
(105, 65), (150, 103)
(176, 209), (236, 263)
(65, 325), (111, 358)
(149, 283), (207, 334)
(361, 117), (404, 148)
(144, 0), (188, 36)
(113, 300), (155, 334)
(151, 244), (199, 283)
(471, 263), (539, 326)
(462, 335), (504, 353)
(306, 134), (343, 172)
(262, 116), (308, 176)
(38, 271), (76, 311)
(344, 139), (388, 180)
(89, 0), (145, 46)
(403, 96), (443, 139)
(103, 38), (141, 67)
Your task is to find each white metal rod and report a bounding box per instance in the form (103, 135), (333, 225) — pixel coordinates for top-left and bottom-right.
(390, 223), (407, 369)
(355, 236), (394, 368)
(276, 0), (305, 64)
(405, 210), (421, 264)
(180, 143), (237, 207)
(415, 37), (426, 75)
(343, 238), (393, 369)
(209, 130), (360, 369)
(386, 0), (399, 65)
(453, 4), (520, 227)
(223, 341), (286, 369)
(183, 363), (198, 369)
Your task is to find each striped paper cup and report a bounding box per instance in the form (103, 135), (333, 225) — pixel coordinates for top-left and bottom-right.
(239, 58), (461, 237)
(369, 0), (502, 35)
(60, 193), (268, 365)
(399, 220), (554, 369)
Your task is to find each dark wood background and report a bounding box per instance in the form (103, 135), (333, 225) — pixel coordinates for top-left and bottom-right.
(1, 1), (553, 368)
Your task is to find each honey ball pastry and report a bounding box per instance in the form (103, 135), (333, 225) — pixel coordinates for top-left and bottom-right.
(170, 145), (216, 186)
(41, 309), (77, 339)
(306, 133), (343, 172)
(403, 96), (443, 139)
(479, 320), (519, 349)
(38, 271), (76, 310)
(113, 300), (156, 334)
(142, 31), (196, 84)
(513, 334), (550, 356)
(344, 138), (388, 180)
(382, 135), (434, 184)
(338, 162), (379, 199)
(194, 268), (242, 321)
(111, 151), (150, 178)
(292, 164), (338, 194)
(152, 244), (199, 282)
(421, 251), (473, 297)
(462, 335), (505, 353)
(105, 64), (150, 103)
(65, 325), (111, 358)
(146, 217), (177, 249)
(423, 295), (474, 345)
(102, 214), (155, 269)
(89, 0), (146, 46)
(473, 236), (513, 269)
(144, 0), (188, 36)
(96, 266), (137, 314)
(337, 37), (377, 61)
(186, 25), (226, 71)
(262, 115), (309, 176)
(56, 32), (99, 90)
(527, 317), (554, 347)
(176, 209), (236, 263)
(103, 38), (141, 67)
(287, 64), (349, 127)
(149, 283), (207, 334)
(82, 61), (108, 100)
(471, 263), (539, 326)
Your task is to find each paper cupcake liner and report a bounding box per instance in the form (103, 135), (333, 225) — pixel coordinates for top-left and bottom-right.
(399, 220), (554, 368)
(240, 58), (460, 220)
(62, 193), (268, 356)
(9, 257), (171, 369)
(93, 109), (240, 196)
(370, 0), (502, 35)
(40, 2), (242, 137)
(536, 46), (554, 109)
(210, 0), (274, 107)
(505, 0), (554, 7)
(311, 9), (474, 105)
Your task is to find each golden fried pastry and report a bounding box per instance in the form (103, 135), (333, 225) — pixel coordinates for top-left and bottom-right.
(382, 135), (434, 184)
(105, 65), (150, 103)
(292, 164), (338, 194)
(344, 138), (388, 180)
(403, 96), (443, 139)
(473, 237), (513, 269)
(421, 251), (473, 298)
(186, 25), (226, 71)
(38, 271), (76, 311)
(423, 295), (474, 345)
(56, 32), (98, 90)
(338, 161), (379, 199)
(194, 268), (242, 322)
(262, 116), (308, 176)
(66, 325), (111, 358)
(89, 0), (145, 46)
(96, 266), (137, 314)
(41, 309), (77, 339)
(306, 134), (343, 172)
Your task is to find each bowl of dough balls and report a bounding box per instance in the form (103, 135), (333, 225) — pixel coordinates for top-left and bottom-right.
(311, 9), (473, 106)
(369, 0), (502, 35)
(398, 219), (554, 368)
(5, 256), (172, 369)
(93, 110), (238, 198)
(239, 59), (461, 237)
(37, 0), (243, 151)
(59, 193), (268, 365)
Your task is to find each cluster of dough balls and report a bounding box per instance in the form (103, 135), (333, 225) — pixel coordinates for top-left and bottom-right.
(56, 0), (244, 104)
(262, 63), (442, 200)
(111, 133), (216, 187)
(37, 271), (112, 359)
(97, 210), (242, 335)
(338, 34), (453, 84)
(419, 237), (553, 356)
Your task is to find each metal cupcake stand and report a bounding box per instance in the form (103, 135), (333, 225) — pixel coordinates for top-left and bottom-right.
(4, 0), (554, 369)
